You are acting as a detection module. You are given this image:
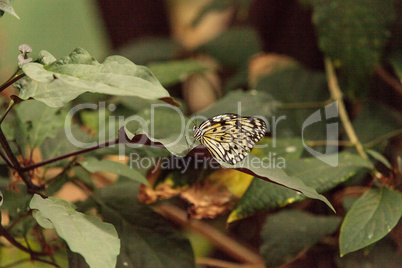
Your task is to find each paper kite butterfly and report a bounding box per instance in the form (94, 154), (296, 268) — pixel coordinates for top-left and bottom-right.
(193, 113), (267, 165)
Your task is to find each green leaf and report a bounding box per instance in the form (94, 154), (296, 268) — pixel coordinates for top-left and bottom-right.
(261, 210), (341, 267)
(366, 149), (392, 169)
(311, 0), (396, 96)
(352, 102), (402, 147)
(40, 126), (93, 167)
(30, 194), (120, 268)
(197, 27), (262, 68)
(228, 152), (373, 222)
(124, 103), (190, 157)
(222, 154), (336, 212)
(198, 89), (280, 119)
(95, 181), (195, 268)
(148, 59), (209, 87)
(16, 48), (170, 107)
(336, 237), (402, 267)
(389, 50), (402, 81)
(0, 0), (19, 19)
(16, 100), (65, 148)
(118, 37), (181, 65)
(339, 187), (402, 256)
(79, 157), (148, 185)
(255, 64), (330, 140)
(0, 180), (31, 220)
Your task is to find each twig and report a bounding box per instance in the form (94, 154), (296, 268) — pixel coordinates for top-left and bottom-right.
(0, 149), (13, 168)
(0, 127), (40, 191)
(196, 257), (263, 268)
(324, 58), (368, 159)
(306, 140), (354, 147)
(0, 73), (26, 94)
(0, 101), (16, 125)
(154, 203), (264, 265)
(280, 99), (333, 110)
(363, 128), (402, 149)
(21, 138), (119, 172)
(0, 224), (48, 257)
(375, 66), (402, 95)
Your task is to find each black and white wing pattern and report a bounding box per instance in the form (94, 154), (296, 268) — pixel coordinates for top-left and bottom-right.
(193, 113), (266, 165)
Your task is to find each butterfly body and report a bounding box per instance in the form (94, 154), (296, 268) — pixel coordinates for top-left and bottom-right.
(193, 113), (266, 165)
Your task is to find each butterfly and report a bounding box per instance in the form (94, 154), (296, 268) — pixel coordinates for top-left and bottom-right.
(192, 113), (267, 165)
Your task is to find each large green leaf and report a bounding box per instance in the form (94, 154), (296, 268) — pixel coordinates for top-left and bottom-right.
(261, 210), (341, 267)
(197, 27), (262, 68)
(118, 37), (181, 65)
(40, 125), (93, 168)
(198, 89), (280, 119)
(311, 0), (396, 96)
(30, 194), (120, 268)
(255, 65), (330, 140)
(148, 59), (209, 87)
(124, 103), (190, 157)
(79, 157), (148, 185)
(339, 187), (402, 256)
(221, 153), (335, 212)
(95, 181), (195, 268)
(16, 48), (170, 107)
(16, 100), (65, 148)
(228, 152), (373, 222)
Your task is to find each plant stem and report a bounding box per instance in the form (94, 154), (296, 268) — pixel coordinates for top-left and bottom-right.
(306, 140), (354, 147)
(21, 138), (119, 172)
(155, 203), (264, 265)
(375, 66), (402, 95)
(363, 128), (402, 149)
(0, 127), (40, 191)
(0, 101), (16, 125)
(0, 224), (48, 257)
(0, 149), (13, 168)
(280, 99), (333, 109)
(324, 58), (368, 159)
(0, 73), (25, 94)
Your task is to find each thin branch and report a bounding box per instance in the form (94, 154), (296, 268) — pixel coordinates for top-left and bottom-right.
(305, 140), (354, 147)
(0, 73), (26, 94)
(0, 101), (16, 125)
(154, 203), (264, 265)
(21, 138), (119, 172)
(375, 66), (402, 95)
(30, 257), (61, 268)
(0, 149), (14, 168)
(0, 127), (40, 191)
(324, 58), (368, 159)
(279, 99), (333, 110)
(0, 224), (48, 257)
(196, 257), (263, 268)
(363, 128), (402, 149)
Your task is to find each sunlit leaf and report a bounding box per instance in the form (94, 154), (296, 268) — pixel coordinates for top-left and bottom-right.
(16, 48), (171, 107)
(16, 100), (65, 148)
(30, 194), (120, 268)
(95, 181), (195, 268)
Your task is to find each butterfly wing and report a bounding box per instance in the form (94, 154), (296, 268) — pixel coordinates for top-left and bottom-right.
(198, 114), (266, 165)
